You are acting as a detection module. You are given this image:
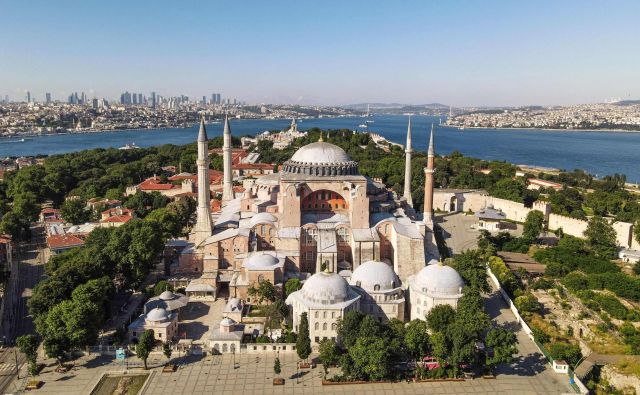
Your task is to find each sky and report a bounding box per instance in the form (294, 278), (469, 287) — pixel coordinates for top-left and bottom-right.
(1, 0), (639, 107)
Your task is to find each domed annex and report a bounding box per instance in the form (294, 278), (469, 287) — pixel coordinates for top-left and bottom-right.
(408, 260), (464, 321)
(282, 141), (358, 176)
(144, 290), (189, 314)
(286, 272), (360, 343)
(350, 261), (405, 322)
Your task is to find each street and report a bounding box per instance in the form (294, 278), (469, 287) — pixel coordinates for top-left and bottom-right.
(0, 225), (46, 394)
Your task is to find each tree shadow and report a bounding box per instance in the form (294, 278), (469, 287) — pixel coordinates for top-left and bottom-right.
(495, 352), (547, 377)
(180, 302), (210, 320)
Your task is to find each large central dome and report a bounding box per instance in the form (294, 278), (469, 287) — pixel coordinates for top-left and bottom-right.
(283, 141), (358, 176)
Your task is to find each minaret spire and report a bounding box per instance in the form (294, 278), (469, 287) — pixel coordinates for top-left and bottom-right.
(403, 116), (413, 206)
(193, 116), (212, 244)
(318, 130), (324, 142)
(222, 114), (233, 202)
(423, 124), (435, 225)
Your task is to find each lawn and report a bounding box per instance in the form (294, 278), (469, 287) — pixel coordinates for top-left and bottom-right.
(90, 373), (149, 395)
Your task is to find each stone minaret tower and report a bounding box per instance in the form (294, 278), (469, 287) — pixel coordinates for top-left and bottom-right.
(423, 124), (435, 225)
(403, 116), (413, 206)
(222, 114), (234, 202)
(193, 117), (212, 245)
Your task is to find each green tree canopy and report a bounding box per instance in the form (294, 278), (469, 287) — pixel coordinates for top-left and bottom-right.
(584, 216), (618, 259)
(17, 334), (40, 376)
(404, 319), (430, 362)
(60, 198), (91, 225)
(284, 278), (302, 297)
(485, 327), (518, 368)
(426, 304), (457, 333)
(296, 312), (311, 362)
(522, 210), (545, 243)
(136, 330), (156, 369)
(451, 250), (490, 293)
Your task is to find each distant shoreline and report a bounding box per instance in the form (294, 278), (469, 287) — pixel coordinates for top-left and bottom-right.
(441, 124), (640, 133)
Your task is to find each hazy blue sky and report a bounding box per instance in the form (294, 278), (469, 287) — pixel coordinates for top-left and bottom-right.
(1, 1), (639, 106)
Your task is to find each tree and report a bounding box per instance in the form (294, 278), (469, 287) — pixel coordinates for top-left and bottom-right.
(136, 330), (156, 369)
(485, 327), (518, 369)
(584, 216), (618, 259)
(451, 250), (490, 293)
(514, 293), (540, 316)
(284, 278), (302, 297)
(153, 280), (174, 296)
(426, 304), (456, 333)
(60, 198), (91, 225)
(336, 310), (366, 349)
(635, 220), (640, 246)
(318, 339), (340, 374)
(522, 210), (545, 243)
(296, 312), (311, 362)
(248, 279), (277, 305)
(17, 334), (40, 376)
(0, 211), (31, 241)
(348, 337), (391, 381)
(12, 192), (40, 221)
(273, 356), (281, 377)
(404, 320), (430, 363)
(145, 208), (181, 239)
(430, 331), (448, 366)
(548, 342), (582, 367)
(163, 342), (172, 360)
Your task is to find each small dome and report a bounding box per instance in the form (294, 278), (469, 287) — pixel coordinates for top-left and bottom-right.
(244, 253), (279, 270)
(300, 272), (351, 304)
(220, 317), (236, 327)
(249, 212), (277, 228)
(159, 290), (175, 301)
(146, 307), (169, 322)
(350, 261), (400, 292)
(290, 142), (351, 164)
(414, 262), (464, 297)
(225, 297), (242, 312)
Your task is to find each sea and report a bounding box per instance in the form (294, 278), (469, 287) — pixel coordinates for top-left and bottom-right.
(2, 115), (640, 183)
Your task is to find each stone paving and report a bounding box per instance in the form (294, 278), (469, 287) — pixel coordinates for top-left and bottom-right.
(14, 289), (576, 395)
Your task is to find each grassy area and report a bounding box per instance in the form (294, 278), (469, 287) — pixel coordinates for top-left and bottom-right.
(587, 325), (629, 355)
(90, 374), (149, 395)
(614, 357), (640, 378)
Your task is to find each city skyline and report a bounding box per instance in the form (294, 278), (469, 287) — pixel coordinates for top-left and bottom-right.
(1, 1), (640, 106)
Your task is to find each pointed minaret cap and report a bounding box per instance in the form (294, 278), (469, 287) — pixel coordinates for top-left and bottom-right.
(405, 116), (412, 152)
(197, 116), (207, 142)
(318, 130), (324, 142)
(428, 123), (435, 156)
(223, 114), (231, 135)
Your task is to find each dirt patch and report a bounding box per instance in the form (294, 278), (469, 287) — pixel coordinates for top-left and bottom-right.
(90, 374), (149, 395)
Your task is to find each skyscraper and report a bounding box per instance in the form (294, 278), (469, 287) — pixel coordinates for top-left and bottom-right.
(45, 92), (51, 103)
(26, 91), (31, 103)
(151, 92), (157, 109)
(138, 93), (143, 104)
(202, 95), (207, 105)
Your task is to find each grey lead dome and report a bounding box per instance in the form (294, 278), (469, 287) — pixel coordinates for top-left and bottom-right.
(283, 141), (358, 176)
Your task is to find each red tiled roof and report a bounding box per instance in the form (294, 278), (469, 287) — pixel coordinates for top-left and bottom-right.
(101, 215), (133, 224)
(233, 163), (274, 170)
(41, 208), (60, 214)
(47, 234), (85, 249)
(102, 207), (133, 216)
(138, 176), (176, 191)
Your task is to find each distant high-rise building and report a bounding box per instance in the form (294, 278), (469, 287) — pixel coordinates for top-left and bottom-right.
(45, 92), (51, 103)
(120, 91), (132, 105)
(151, 92), (157, 109)
(81, 92), (86, 105)
(138, 93), (143, 104)
(202, 95), (207, 105)
(26, 91), (31, 103)
(132, 93), (138, 105)
(92, 98), (99, 110)
(217, 93), (221, 104)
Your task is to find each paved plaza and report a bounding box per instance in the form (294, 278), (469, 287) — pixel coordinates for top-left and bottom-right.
(5, 289), (576, 395)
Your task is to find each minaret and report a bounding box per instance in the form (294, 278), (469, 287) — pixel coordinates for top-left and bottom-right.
(193, 117), (212, 244)
(222, 114), (233, 202)
(403, 116), (413, 206)
(423, 124), (435, 225)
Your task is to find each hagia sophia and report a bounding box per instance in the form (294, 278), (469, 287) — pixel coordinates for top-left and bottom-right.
(172, 116), (465, 344)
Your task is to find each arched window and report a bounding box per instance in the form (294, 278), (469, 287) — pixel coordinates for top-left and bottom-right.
(257, 274), (265, 283)
(314, 311), (319, 319)
(374, 284), (380, 291)
(331, 323), (337, 331)
(222, 344), (228, 353)
(314, 322), (319, 330)
(323, 311), (327, 319)
(323, 323), (327, 331)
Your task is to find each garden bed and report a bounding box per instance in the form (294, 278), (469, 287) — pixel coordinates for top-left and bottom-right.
(90, 373), (150, 395)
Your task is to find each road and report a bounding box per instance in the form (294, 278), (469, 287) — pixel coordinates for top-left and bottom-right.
(0, 225), (46, 394)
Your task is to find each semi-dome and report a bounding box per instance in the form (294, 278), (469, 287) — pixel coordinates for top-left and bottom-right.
(249, 212), (277, 227)
(220, 317), (236, 327)
(244, 253), (280, 270)
(146, 307), (170, 322)
(350, 261), (400, 292)
(282, 141), (359, 176)
(300, 272), (352, 304)
(159, 290), (175, 300)
(414, 262), (464, 297)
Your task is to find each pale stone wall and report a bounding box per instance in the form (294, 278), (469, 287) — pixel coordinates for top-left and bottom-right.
(602, 364), (640, 394)
(548, 214), (588, 238)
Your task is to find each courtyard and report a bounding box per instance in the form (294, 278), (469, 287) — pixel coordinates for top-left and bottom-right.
(11, 289), (576, 395)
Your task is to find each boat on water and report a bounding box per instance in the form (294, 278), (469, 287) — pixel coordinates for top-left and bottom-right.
(358, 123), (368, 128)
(119, 142), (139, 150)
(0, 137), (31, 143)
(365, 119), (374, 124)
